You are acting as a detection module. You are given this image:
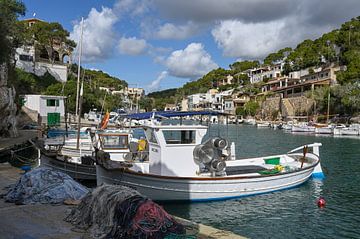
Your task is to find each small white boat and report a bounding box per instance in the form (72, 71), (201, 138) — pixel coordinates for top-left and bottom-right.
(96, 111), (324, 201)
(244, 118), (256, 125)
(338, 124), (360, 135)
(256, 121), (270, 128)
(315, 125), (334, 134)
(291, 124), (316, 133)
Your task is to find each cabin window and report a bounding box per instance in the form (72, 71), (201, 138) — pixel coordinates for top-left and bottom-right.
(46, 99), (59, 107)
(163, 130), (195, 144)
(100, 135), (128, 149)
(19, 54), (33, 62)
(145, 129), (158, 144)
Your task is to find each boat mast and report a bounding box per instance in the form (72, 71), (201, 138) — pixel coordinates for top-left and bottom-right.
(76, 80), (84, 149)
(75, 17), (84, 117)
(326, 88), (330, 123)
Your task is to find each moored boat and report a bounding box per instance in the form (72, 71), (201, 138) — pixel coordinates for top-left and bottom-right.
(291, 124), (316, 133)
(96, 111), (324, 201)
(36, 128), (136, 181)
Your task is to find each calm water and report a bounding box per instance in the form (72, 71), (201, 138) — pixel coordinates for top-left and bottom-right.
(163, 125), (360, 239)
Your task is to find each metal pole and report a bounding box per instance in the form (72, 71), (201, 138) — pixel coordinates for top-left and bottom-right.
(76, 80), (83, 149)
(65, 96), (68, 137)
(326, 88), (330, 123)
(75, 17), (84, 117)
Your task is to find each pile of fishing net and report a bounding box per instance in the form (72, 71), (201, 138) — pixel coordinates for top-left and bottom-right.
(5, 167), (89, 204)
(65, 184), (186, 239)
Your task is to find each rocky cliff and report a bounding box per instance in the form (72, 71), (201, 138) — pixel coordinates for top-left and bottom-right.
(0, 64), (18, 137)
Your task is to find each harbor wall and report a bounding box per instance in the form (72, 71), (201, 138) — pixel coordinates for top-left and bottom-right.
(260, 95), (315, 120)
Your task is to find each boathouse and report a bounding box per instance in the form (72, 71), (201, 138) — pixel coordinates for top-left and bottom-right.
(22, 94), (66, 126)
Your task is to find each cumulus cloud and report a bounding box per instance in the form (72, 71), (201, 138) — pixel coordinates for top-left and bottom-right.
(147, 71), (168, 92)
(70, 7), (118, 62)
(212, 20), (286, 59)
(154, 0), (292, 23)
(150, 0), (360, 59)
(165, 43), (218, 79)
(118, 37), (148, 55)
(152, 21), (201, 40)
(113, 0), (151, 16)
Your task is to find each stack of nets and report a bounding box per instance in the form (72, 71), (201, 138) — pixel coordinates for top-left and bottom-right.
(5, 167), (89, 204)
(65, 184), (185, 239)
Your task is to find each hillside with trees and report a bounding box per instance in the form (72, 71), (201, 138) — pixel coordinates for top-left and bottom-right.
(45, 65), (128, 114)
(146, 16), (360, 117)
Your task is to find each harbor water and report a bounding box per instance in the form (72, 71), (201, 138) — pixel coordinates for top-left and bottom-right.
(163, 125), (360, 238)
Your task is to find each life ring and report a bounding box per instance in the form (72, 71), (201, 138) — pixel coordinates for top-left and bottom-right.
(100, 112), (110, 130)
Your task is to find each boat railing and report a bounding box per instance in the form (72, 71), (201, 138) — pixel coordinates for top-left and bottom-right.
(287, 142), (322, 156)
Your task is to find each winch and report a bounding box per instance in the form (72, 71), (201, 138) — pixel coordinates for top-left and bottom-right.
(193, 137), (230, 175)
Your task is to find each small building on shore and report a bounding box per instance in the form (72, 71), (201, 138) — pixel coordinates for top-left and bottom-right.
(22, 95), (66, 126)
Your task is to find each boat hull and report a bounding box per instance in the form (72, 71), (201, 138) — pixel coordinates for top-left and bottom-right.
(291, 125), (315, 133)
(96, 164), (316, 201)
(40, 154), (96, 181)
(315, 127), (333, 134)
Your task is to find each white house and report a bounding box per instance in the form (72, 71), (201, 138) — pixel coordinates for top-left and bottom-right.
(15, 18), (72, 82)
(22, 95), (66, 126)
(16, 45), (68, 82)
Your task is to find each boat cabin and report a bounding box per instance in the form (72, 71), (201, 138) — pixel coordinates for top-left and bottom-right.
(93, 129), (133, 161)
(142, 124), (208, 177)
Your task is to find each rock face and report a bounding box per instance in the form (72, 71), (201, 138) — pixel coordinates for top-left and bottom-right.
(0, 64), (18, 137)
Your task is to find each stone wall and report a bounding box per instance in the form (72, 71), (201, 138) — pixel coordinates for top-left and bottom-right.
(0, 64), (18, 137)
(287, 96), (315, 117)
(258, 96), (281, 120)
(259, 95), (315, 120)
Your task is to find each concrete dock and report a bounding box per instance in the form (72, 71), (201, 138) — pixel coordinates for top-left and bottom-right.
(0, 162), (246, 239)
(0, 129), (38, 150)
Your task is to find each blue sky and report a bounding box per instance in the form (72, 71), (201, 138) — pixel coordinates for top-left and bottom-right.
(21, 0), (360, 94)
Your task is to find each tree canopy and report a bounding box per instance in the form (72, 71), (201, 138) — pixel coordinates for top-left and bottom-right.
(0, 0), (25, 64)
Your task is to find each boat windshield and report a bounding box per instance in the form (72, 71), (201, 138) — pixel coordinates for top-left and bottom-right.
(162, 130), (195, 144)
(99, 134), (128, 149)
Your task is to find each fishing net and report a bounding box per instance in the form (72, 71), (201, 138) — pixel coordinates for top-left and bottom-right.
(65, 184), (185, 239)
(4, 167), (89, 204)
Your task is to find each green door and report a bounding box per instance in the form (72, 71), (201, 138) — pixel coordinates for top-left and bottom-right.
(47, 113), (60, 126)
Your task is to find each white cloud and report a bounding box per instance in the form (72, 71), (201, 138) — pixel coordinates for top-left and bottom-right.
(212, 19), (287, 59)
(70, 7), (118, 62)
(154, 0), (292, 23)
(118, 37), (148, 55)
(147, 71), (168, 92)
(165, 43), (218, 79)
(153, 22), (201, 40)
(114, 0), (151, 16)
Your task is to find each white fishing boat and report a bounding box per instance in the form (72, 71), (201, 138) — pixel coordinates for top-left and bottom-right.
(96, 111), (324, 201)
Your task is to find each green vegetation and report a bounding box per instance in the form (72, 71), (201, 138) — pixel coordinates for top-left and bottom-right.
(236, 100), (260, 117)
(10, 68), (59, 94)
(263, 47), (292, 65)
(0, 0), (25, 64)
(147, 88), (177, 99)
(44, 65), (128, 114)
(229, 60), (260, 73)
